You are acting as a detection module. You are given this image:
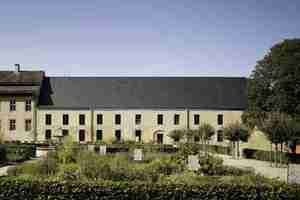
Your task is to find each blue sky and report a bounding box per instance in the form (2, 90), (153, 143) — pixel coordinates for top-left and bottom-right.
(0, 0), (299, 77)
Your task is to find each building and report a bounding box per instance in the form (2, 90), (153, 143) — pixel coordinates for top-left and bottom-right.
(0, 65), (247, 144)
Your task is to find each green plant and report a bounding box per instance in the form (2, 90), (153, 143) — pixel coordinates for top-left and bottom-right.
(57, 135), (77, 164)
(168, 129), (185, 143)
(57, 163), (80, 181)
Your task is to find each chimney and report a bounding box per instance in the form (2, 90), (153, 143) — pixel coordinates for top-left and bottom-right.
(14, 64), (20, 73)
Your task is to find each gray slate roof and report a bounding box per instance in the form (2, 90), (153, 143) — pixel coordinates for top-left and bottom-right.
(39, 77), (247, 110)
(0, 71), (44, 85)
(0, 71), (44, 95)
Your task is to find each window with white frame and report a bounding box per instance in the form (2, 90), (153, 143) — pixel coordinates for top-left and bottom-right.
(25, 99), (32, 112)
(10, 98), (16, 111)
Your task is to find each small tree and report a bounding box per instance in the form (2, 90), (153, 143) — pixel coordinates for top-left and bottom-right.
(224, 122), (250, 159)
(259, 112), (295, 166)
(197, 123), (215, 155)
(168, 129), (185, 143)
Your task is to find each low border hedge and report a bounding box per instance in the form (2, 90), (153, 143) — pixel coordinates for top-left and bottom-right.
(0, 177), (299, 200)
(243, 148), (289, 164)
(0, 144), (36, 163)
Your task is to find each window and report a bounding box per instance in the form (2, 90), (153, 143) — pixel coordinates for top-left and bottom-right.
(96, 130), (103, 141)
(115, 130), (121, 142)
(194, 136), (200, 142)
(174, 114), (180, 125)
(45, 129), (51, 140)
(157, 114), (163, 125)
(9, 119), (16, 131)
(157, 134), (163, 144)
(217, 130), (224, 142)
(135, 114), (141, 125)
(115, 114), (121, 125)
(79, 114), (85, 125)
(62, 129), (69, 137)
(218, 114), (223, 125)
(45, 114), (52, 125)
(97, 114), (103, 125)
(10, 98), (16, 111)
(135, 130), (142, 142)
(25, 99), (32, 112)
(25, 119), (32, 131)
(194, 114), (200, 125)
(63, 114), (69, 125)
(79, 130), (85, 142)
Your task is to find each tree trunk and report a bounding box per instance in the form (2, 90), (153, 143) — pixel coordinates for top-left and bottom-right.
(270, 142), (273, 167)
(280, 143), (283, 167)
(237, 140), (240, 159)
(275, 144), (278, 168)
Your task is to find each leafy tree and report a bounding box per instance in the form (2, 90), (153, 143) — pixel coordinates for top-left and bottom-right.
(259, 112), (300, 166)
(224, 122), (250, 159)
(168, 129), (185, 143)
(197, 123), (215, 155)
(243, 39), (300, 128)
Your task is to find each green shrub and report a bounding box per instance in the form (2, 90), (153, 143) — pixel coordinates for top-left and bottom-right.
(0, 176), (299, 200)
(0, 144), (36, 162)
(243, 148), (289, 164)
(57, 163), (80, 181)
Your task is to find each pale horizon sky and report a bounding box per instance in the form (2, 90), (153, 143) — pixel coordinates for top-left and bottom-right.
(0, 0), (299, 77)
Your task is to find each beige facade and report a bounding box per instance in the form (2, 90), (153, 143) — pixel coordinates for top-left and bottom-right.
(0, 96), (37, 142)
(0, 96), (243, 144)
(32, 108), (242, 144)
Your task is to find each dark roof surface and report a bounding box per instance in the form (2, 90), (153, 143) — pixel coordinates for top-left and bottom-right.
(0, 71), (44, 85)
(39, 77), (247, 110)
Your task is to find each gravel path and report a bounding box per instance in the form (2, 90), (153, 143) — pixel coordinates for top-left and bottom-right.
(216, 154), (288, 181)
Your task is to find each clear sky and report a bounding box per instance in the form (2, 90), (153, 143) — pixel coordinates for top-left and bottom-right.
(0, 0), (299, 77)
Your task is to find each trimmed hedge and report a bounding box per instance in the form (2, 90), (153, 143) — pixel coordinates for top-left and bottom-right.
(0, 144), (36, 163)
(243, 148), (289, 164)
(0, 177), (300, 199)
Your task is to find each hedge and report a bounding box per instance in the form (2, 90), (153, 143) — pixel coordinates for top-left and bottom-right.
(0, 144), (36, 163)
(0, 177), (300, 199)
(243, 148), (289, 164)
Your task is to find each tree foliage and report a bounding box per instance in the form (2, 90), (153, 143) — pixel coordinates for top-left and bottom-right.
(224, 122), (250, 143)
(243, 39), (300, 128)
(197, 123), (215, 141)
(168, 129), (185, 142)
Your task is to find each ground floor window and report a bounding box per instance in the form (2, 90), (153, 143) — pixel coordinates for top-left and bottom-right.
(157, 133), (163, 144)
(9, 119), (16, 131)
(45, 129), (51, 140)
(62, 129), (69, 137)
(115, 130), (121, 142)
(217, 130), (224, 142)
(194, 136), (200, 142)
(96, 130), (103, 141)
(135, 130), (142, 142)
(79, 130), (85, 142)
(25, 119), (32, 131)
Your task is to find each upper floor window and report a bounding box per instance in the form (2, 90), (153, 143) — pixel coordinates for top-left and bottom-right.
(174, 114), (180, 125)
(135, 114), (141, 125)
(97, 114), (103, 125)
(157, 114), (163, 125)
(194, 114), (200, 125)
(25, 119), (32, 131)
(63, 114), (69, 125)
(217, 114), (223, 125)
(10, 98), (16, 112)
(79, 114), (85, 125)
(9, 119), (16, 131)
(115, 114), (121, 125)
(45, 114), (52, 125)
(25, 99), (32, 112)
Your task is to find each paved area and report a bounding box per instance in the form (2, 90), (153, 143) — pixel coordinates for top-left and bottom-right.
(216, 154), (288, 181)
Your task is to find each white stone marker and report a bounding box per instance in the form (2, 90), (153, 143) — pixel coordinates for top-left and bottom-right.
(88, 144), (95, 151)
(134, 149), (143, 161)
(188, 155), (200, 171)
(99, 145), (107, 155)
